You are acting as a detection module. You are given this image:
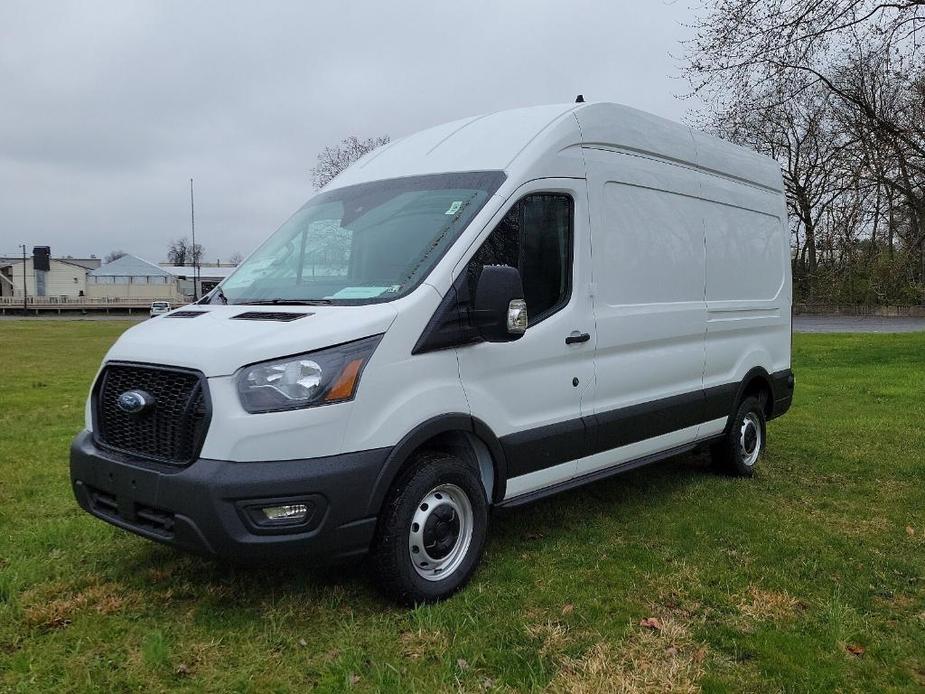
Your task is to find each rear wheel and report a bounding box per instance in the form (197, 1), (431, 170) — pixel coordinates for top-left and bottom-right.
(711, 395), (766, 476)
(371, 451), (488, 605)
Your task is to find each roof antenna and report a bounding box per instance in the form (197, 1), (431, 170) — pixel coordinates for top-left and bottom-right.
(575, 94), (585, 103)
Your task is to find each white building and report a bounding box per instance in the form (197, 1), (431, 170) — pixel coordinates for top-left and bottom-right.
(0, 256), (98, 299)
(86, 255), (182, 301)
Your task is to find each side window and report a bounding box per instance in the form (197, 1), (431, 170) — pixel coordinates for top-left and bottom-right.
(467, 193), (573, 324)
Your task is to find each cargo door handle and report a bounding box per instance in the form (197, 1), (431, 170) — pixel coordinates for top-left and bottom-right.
(565, 331), (591, 345)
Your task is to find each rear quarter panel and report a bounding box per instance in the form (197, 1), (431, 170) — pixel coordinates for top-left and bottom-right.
(700, 174), (791, 391)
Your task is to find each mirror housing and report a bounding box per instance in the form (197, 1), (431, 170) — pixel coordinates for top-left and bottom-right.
(472, 265), (527, 342)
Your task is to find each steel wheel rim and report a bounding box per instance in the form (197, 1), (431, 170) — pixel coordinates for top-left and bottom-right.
(408, 483), (474, 581)
(739, 412), (762, 467)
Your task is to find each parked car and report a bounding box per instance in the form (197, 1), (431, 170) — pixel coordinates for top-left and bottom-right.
(71, 102), (793, 604)
(149, 301), (172, 317)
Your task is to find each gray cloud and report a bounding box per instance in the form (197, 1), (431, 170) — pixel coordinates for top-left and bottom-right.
(0, 0), (698, 262)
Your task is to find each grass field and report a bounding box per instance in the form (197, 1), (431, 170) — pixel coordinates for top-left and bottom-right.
(1, 321), (923, 692)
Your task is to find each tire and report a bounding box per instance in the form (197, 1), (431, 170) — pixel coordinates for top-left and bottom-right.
(710, 395), (767, 476)
(370, 451), (489, 605)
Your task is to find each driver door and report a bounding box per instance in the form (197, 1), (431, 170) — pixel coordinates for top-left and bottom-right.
(454, 179), (594, 500)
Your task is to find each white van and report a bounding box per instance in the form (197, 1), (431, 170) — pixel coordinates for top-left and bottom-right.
(71, 102), (793, 604)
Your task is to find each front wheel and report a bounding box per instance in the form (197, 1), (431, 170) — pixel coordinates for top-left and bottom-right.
(370, 451), (488, 605)
(711, 395), (767, 476)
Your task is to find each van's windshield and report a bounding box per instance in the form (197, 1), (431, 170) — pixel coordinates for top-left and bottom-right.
(213, 171), (506, 305)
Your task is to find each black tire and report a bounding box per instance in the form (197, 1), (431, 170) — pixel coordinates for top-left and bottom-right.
(710, 395), (767, 476)
(370, 451), (489, 605)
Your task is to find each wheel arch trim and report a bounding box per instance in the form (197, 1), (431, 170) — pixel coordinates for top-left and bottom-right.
(365, 414), (508, 516)
(724, 366), (773, 432)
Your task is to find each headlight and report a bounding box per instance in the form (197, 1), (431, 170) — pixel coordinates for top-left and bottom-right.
(236, 335), (382, 413)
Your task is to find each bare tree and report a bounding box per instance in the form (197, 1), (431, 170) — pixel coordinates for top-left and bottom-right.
(228, 251), (244, 266)
(683, 1), (924, 105)
(103, 250), (127, 263)
(310, 135), (390, 190)
(684, 1), (925, 183)
(682, 0), (925, 304)
(167, 237), (205, 266)
(837, 54), (925, 225)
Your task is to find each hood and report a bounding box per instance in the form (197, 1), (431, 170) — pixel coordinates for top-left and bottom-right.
(105, 303), (399, 377)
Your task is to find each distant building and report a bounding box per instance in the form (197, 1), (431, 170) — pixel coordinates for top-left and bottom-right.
(86, 255), (181, 301)
(0, 256), (99, 299)
(160, 265), (236, 298)
(1, 252), (239, 304)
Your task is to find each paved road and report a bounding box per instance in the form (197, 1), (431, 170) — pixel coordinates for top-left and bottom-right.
(794, 315), (925, 333)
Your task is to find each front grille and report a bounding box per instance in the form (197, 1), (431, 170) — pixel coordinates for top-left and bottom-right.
(94, 363), (210, 465)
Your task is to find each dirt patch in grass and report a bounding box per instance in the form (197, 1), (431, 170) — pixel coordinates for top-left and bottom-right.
(22, 581), (138, 630)
(737, 586), (802, 624)
(526, 620), (572, 658)
(399, 627), (450, 661)
(548, 617), (706, 693)
(525, 573), (709, 694)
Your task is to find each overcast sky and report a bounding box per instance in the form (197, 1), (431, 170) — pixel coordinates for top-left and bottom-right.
(0, 0), (699, 263)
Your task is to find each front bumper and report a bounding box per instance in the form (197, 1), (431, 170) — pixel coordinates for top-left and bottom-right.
(70, 431), (391, 563)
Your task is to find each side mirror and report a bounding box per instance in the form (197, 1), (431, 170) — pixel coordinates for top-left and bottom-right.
(472, 265), (528, 342)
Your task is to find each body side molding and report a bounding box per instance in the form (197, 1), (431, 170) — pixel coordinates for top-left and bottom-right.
(500, 381), (738, 479)
(497, 436), (724, 508)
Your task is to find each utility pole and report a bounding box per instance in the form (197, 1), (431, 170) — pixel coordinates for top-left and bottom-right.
(20, 244), (27, 315)
(190, 178), (198, 301)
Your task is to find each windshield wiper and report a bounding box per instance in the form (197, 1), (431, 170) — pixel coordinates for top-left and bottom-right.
(237, 298), (333, 306)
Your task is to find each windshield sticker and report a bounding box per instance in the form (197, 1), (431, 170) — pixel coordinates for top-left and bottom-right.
(326, 286), (389, 299)
(445, 200), (463, 215)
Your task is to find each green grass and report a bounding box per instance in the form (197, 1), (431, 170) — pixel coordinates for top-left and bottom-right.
(1, 321), (923, 692)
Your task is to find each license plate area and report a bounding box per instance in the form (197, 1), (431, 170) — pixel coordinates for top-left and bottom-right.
(87, 484), (176, 538)
(86, 459), (175, 538)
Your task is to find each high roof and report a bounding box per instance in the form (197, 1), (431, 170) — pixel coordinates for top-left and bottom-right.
(329, 103), (581, 189)
(326, 102), (782, 193)
(88, 254), (172, 277)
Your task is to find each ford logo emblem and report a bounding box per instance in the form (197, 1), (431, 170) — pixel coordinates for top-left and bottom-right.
(116, 389), (154, 414)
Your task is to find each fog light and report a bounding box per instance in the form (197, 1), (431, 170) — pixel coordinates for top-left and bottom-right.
(239, 497), (319, 533)
(262, 504), (309, 522)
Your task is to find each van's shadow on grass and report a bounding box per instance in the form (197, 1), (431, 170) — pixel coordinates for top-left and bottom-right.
(114, 450), (718, 608)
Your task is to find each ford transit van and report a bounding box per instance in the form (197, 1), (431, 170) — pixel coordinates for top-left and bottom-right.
(70, 102), (794, 604)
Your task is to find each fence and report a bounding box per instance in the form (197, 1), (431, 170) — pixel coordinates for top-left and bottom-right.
(0, 296), (187, 316)
(0, 296), (157, 306)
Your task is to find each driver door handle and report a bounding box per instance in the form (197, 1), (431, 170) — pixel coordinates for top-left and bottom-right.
(565, 331), (591, 345)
